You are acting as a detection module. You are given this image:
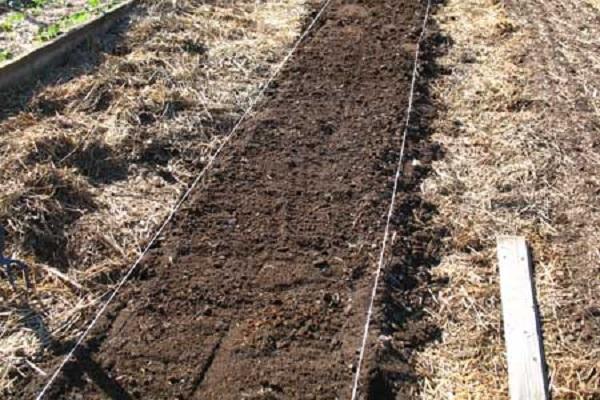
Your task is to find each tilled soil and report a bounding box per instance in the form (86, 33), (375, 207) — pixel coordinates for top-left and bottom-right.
(22, 0), (444, 398)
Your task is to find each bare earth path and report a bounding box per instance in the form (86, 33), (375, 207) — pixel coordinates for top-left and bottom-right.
(21, 0), (444, 398)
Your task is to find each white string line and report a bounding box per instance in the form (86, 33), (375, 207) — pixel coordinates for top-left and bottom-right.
(350, 1), (431, 399)
(35, 1), (334, 398)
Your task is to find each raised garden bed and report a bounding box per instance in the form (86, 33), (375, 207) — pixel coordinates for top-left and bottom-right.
(0, 0), (133, 90)
(0, 0), (125, 63)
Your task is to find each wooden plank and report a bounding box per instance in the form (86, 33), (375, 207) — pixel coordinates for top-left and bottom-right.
(0, 0), (136, 92)
(497, 236), (549, 400)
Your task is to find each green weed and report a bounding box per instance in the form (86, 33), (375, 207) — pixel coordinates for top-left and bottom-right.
(0, 49), (13, 63)
(36, 10), (91, 41)
(29, 0), (49, 8)
(0, 12), (25, 32)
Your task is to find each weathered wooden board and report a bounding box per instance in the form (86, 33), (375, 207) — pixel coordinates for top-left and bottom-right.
(0, 0), (136, 92)
(497, 236), (549, 400)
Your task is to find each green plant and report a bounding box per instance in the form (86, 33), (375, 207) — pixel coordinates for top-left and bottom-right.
(29, 0), (49, 8)
(8, 12), (25, 23)
(66, 10), (89, 25)
(36, 10), (91, 41)
(0, 49), (13, 63)
(0, 21), (13, 32)
(0, 12), (25, 32)
(36, 22), (60, 41)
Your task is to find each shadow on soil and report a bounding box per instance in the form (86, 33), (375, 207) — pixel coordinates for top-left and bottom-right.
(0, 3), (194, 271)
(527, 245), (552, 398)
(0, 14), (134, 122)
(0, 4), (245, 396)
(0, 12), (135, 269)
(366, 3), (452, 398)
(61, 348), (135, 400)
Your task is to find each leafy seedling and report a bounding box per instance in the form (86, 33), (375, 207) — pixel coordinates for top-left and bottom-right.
(29, 0), (49, 9)
(0, 49), (13, 62)
(0, 12), (25, 32)
(36, 10), (91, 41)
(37, 22), (60, 41)
(66, 10), (90, 25)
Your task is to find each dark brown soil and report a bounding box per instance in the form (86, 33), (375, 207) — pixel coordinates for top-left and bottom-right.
(21, 0), (445, 398)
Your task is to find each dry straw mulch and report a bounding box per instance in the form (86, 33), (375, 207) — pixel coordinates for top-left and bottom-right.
(417, 0), (600, 398)
(0, 0), (309, 393)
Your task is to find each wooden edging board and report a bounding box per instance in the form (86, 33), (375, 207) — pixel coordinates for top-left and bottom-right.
(0, 0), (136, 92)
(497, 236), (549, 400)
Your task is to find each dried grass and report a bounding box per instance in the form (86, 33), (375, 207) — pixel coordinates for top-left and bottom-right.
(417, 0), (600, 398)
(584, 0), (600, 11)
(0, 0), (309, 393)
